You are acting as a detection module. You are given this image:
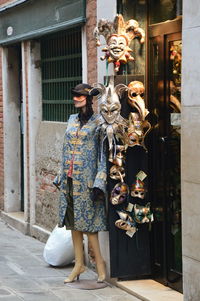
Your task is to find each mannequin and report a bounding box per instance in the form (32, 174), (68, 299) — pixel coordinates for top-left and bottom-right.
(54, 84), (107, 283)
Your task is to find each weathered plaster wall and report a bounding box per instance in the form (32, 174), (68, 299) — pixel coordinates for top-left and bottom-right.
(182, 1), (200, 300)
(2, 47), (21, 212)
(0, 49), (3, 210)
(35, 122), (66, 231)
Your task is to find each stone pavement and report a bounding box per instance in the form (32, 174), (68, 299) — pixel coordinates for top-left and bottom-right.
(0, 218), (141, 301)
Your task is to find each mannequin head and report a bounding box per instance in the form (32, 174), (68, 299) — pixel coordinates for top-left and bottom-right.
(73, 95), (87, 109)
(71, 83), (99, 125)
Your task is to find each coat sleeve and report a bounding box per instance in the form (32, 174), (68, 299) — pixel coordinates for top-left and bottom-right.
(93, 139), (107, 194)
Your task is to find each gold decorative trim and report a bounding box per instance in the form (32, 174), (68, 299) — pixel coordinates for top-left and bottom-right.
(66, 160), (82, 165)
(71, 131), (87, 136)
(73, 170), (81, 175)
(70, 140), (83, 145)
(73, 180), (81, 185)
(69, 150), (82, 155)
(73, 191), (81, 196)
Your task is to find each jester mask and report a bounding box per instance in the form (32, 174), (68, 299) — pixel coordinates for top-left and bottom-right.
(94, 14), (145, 72)
(95, 78), (127, 158)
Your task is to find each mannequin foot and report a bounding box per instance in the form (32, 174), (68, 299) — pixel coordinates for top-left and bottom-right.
(64, 265), (86, 283)
(96, 261), (106, 283)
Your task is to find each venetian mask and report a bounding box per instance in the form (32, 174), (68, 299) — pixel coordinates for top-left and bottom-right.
(95, 78), (128, 160)
(100, 91), (121, 125)
(126, 112), (151, 151)
(110, 182), (129, 205)
(110, 145), (126, 166)
(131, 178), (146, 199)
(94, 14), (145, 72)
(110, 165), (125, 181)
(107, 34), (128, 61)
(115, 210), (137, 233)
(127, 81), (149, 120)
(134, 203), (154, 224)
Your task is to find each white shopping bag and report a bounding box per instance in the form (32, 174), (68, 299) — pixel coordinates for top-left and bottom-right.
(43, 225), (75, 266)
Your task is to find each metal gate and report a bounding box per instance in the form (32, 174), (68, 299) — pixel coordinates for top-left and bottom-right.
(41, 27), (82, 122)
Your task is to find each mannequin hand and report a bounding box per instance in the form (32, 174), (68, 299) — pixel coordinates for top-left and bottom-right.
(92, 188), (105, 202)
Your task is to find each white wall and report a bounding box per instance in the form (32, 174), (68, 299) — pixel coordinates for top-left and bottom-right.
(96, 0), (116, 84)
(27, 41), (42, 226)
(2, 47), (21, 212)
(182, 1), (200, 300)
(96, 0), (117, 277)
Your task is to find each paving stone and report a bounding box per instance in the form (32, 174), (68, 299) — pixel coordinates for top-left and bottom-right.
(0, 218), (141, 301)
(52, 288), (103, 301)
(0, 288), (12, 296)
(0, 296), (22, 300)
(2, 277), (42, 292)
(18, 291), (61, 301)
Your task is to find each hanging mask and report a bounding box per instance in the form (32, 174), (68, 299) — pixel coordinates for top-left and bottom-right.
(127, 81), (149, 120)
(110, 165), (125, 181)
(126, 112), (151, 151)
(115, 210), (137, 233)
(95, 78), (128, 160)
(110, 182), (129, 205)
(100, 94), (121, 125)
(131, 178), (146, 199)
(110, 145), (126, 166)
(94, 14), (145, 72)
(134, 203), (154, 224)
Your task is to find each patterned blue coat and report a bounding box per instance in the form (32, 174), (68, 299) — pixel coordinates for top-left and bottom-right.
(55, 113), (107, 232)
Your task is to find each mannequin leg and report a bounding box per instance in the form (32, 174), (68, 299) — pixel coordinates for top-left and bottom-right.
(87, 232), (106, 282)
(64, 230), (86, 283)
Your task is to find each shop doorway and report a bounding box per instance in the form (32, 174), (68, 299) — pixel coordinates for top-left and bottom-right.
(148, 18), (182, 292)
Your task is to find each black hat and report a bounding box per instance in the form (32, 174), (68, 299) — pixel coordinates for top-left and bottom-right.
(71, 83), (99, 97)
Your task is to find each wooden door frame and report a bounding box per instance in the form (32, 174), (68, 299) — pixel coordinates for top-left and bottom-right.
(148, 17), (182, 292)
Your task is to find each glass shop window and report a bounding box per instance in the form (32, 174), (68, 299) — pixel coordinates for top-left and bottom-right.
(116, 0), (147, 85)
(149, 0), (182, 25)
(41, 27), (82, 122)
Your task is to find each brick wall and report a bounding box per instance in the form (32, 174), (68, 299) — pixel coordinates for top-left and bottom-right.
(0, 49), (3, 210)
(0, 0), (16, 7)
(86, 0), (97, 85)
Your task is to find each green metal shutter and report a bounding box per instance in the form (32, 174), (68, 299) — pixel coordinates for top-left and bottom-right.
(41, 27), (82, 122)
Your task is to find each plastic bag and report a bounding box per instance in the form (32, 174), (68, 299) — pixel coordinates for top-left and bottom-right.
(43, 225), (75, 266)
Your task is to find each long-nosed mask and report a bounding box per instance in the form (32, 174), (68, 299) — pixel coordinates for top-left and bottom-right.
(128, 81), (149, 120)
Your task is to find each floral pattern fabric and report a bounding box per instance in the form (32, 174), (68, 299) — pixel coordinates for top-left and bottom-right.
(56, 113), (108, 232)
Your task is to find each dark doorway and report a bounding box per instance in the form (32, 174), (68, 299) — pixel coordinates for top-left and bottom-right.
(148, 18), (182, 292)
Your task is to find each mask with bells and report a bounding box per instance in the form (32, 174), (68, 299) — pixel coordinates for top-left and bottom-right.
(95, 78), (128, 160)
(131, 178), (146, 199)
(127, 81), (149, 120)
(94, 14), (145, 72)
(134, 203), (154, 224)
(110, 181), (129, 205)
